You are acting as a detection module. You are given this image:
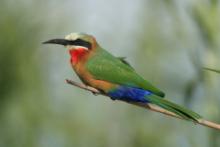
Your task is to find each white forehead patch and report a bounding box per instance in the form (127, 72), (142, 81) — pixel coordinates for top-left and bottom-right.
(64, 33), (89, 50)
(65, 33), (79, 40)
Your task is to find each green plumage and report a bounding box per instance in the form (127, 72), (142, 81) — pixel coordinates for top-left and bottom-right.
(43, 32), (202, 122)
(86, 46), (202, 122)
(86, 47), (165, 97)
(117, 57), (134, 68)
(146, 95), (202, 121)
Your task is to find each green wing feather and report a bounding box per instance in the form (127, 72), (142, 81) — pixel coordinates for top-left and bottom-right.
(86, 47), (165, 97)
(86, 47), (202, 121)
(117, 57), (134, 69)
(146, 95), (202, 121)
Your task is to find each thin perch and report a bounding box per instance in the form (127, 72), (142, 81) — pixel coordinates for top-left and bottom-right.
(66, 79), (220, 131)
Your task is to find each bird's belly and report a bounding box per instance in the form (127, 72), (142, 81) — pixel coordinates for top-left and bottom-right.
(72, 63), (117, 93)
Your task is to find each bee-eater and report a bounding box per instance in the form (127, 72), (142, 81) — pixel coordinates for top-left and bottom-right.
(43, 33), (202, 122)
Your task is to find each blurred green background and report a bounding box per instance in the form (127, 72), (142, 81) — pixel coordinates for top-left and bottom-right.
(0, 0), (220, 147)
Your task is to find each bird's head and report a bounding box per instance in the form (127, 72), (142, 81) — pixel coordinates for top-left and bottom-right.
(43, 33), (98, 51)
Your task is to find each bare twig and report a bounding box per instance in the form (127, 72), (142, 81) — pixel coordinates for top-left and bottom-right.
(66, 79), (220, 131)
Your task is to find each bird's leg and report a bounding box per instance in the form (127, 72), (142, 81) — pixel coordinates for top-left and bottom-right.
(91, 91), (99, 96)
(110, 97), (117, 101)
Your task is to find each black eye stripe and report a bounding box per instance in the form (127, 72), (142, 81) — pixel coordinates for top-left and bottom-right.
(69, 39), (92, 49)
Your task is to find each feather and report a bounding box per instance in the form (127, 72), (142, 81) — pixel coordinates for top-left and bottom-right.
(145, 94), (202, 122)
(117, 57), (134, 69)
(108, 86), (202, 122)
(86, 47), (165, 97)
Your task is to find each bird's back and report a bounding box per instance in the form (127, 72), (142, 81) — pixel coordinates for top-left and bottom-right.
(85, 47), (165, 97)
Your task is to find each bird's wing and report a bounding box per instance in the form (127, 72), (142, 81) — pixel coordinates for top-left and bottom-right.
(117, 57), (134, 69)
(86, 49), (165, 97)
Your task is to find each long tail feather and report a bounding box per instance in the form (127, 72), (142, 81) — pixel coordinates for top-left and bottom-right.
(145, 95), (202, 122)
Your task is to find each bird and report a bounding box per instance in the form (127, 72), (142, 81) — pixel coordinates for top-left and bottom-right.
(43, 32), (202, 122)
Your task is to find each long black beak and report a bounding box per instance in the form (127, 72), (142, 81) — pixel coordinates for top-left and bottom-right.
(43, 38), (92, 49)
(42, 39), (70, 46)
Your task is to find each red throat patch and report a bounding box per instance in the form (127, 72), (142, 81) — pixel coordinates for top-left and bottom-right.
(69, 48), (88, 64)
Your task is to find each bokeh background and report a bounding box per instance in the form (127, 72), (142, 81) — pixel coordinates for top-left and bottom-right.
(0, 0), (220, 147)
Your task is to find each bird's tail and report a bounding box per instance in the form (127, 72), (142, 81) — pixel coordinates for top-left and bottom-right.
(145, 95), (202, 122)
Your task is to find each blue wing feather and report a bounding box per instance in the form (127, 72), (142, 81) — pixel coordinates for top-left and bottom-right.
(107, 86), (201, 122)
(108, 86), (152, 103)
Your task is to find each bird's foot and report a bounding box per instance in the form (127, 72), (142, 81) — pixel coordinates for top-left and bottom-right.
(110, 97), (117, 101)
(92, 91), (99, 96)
